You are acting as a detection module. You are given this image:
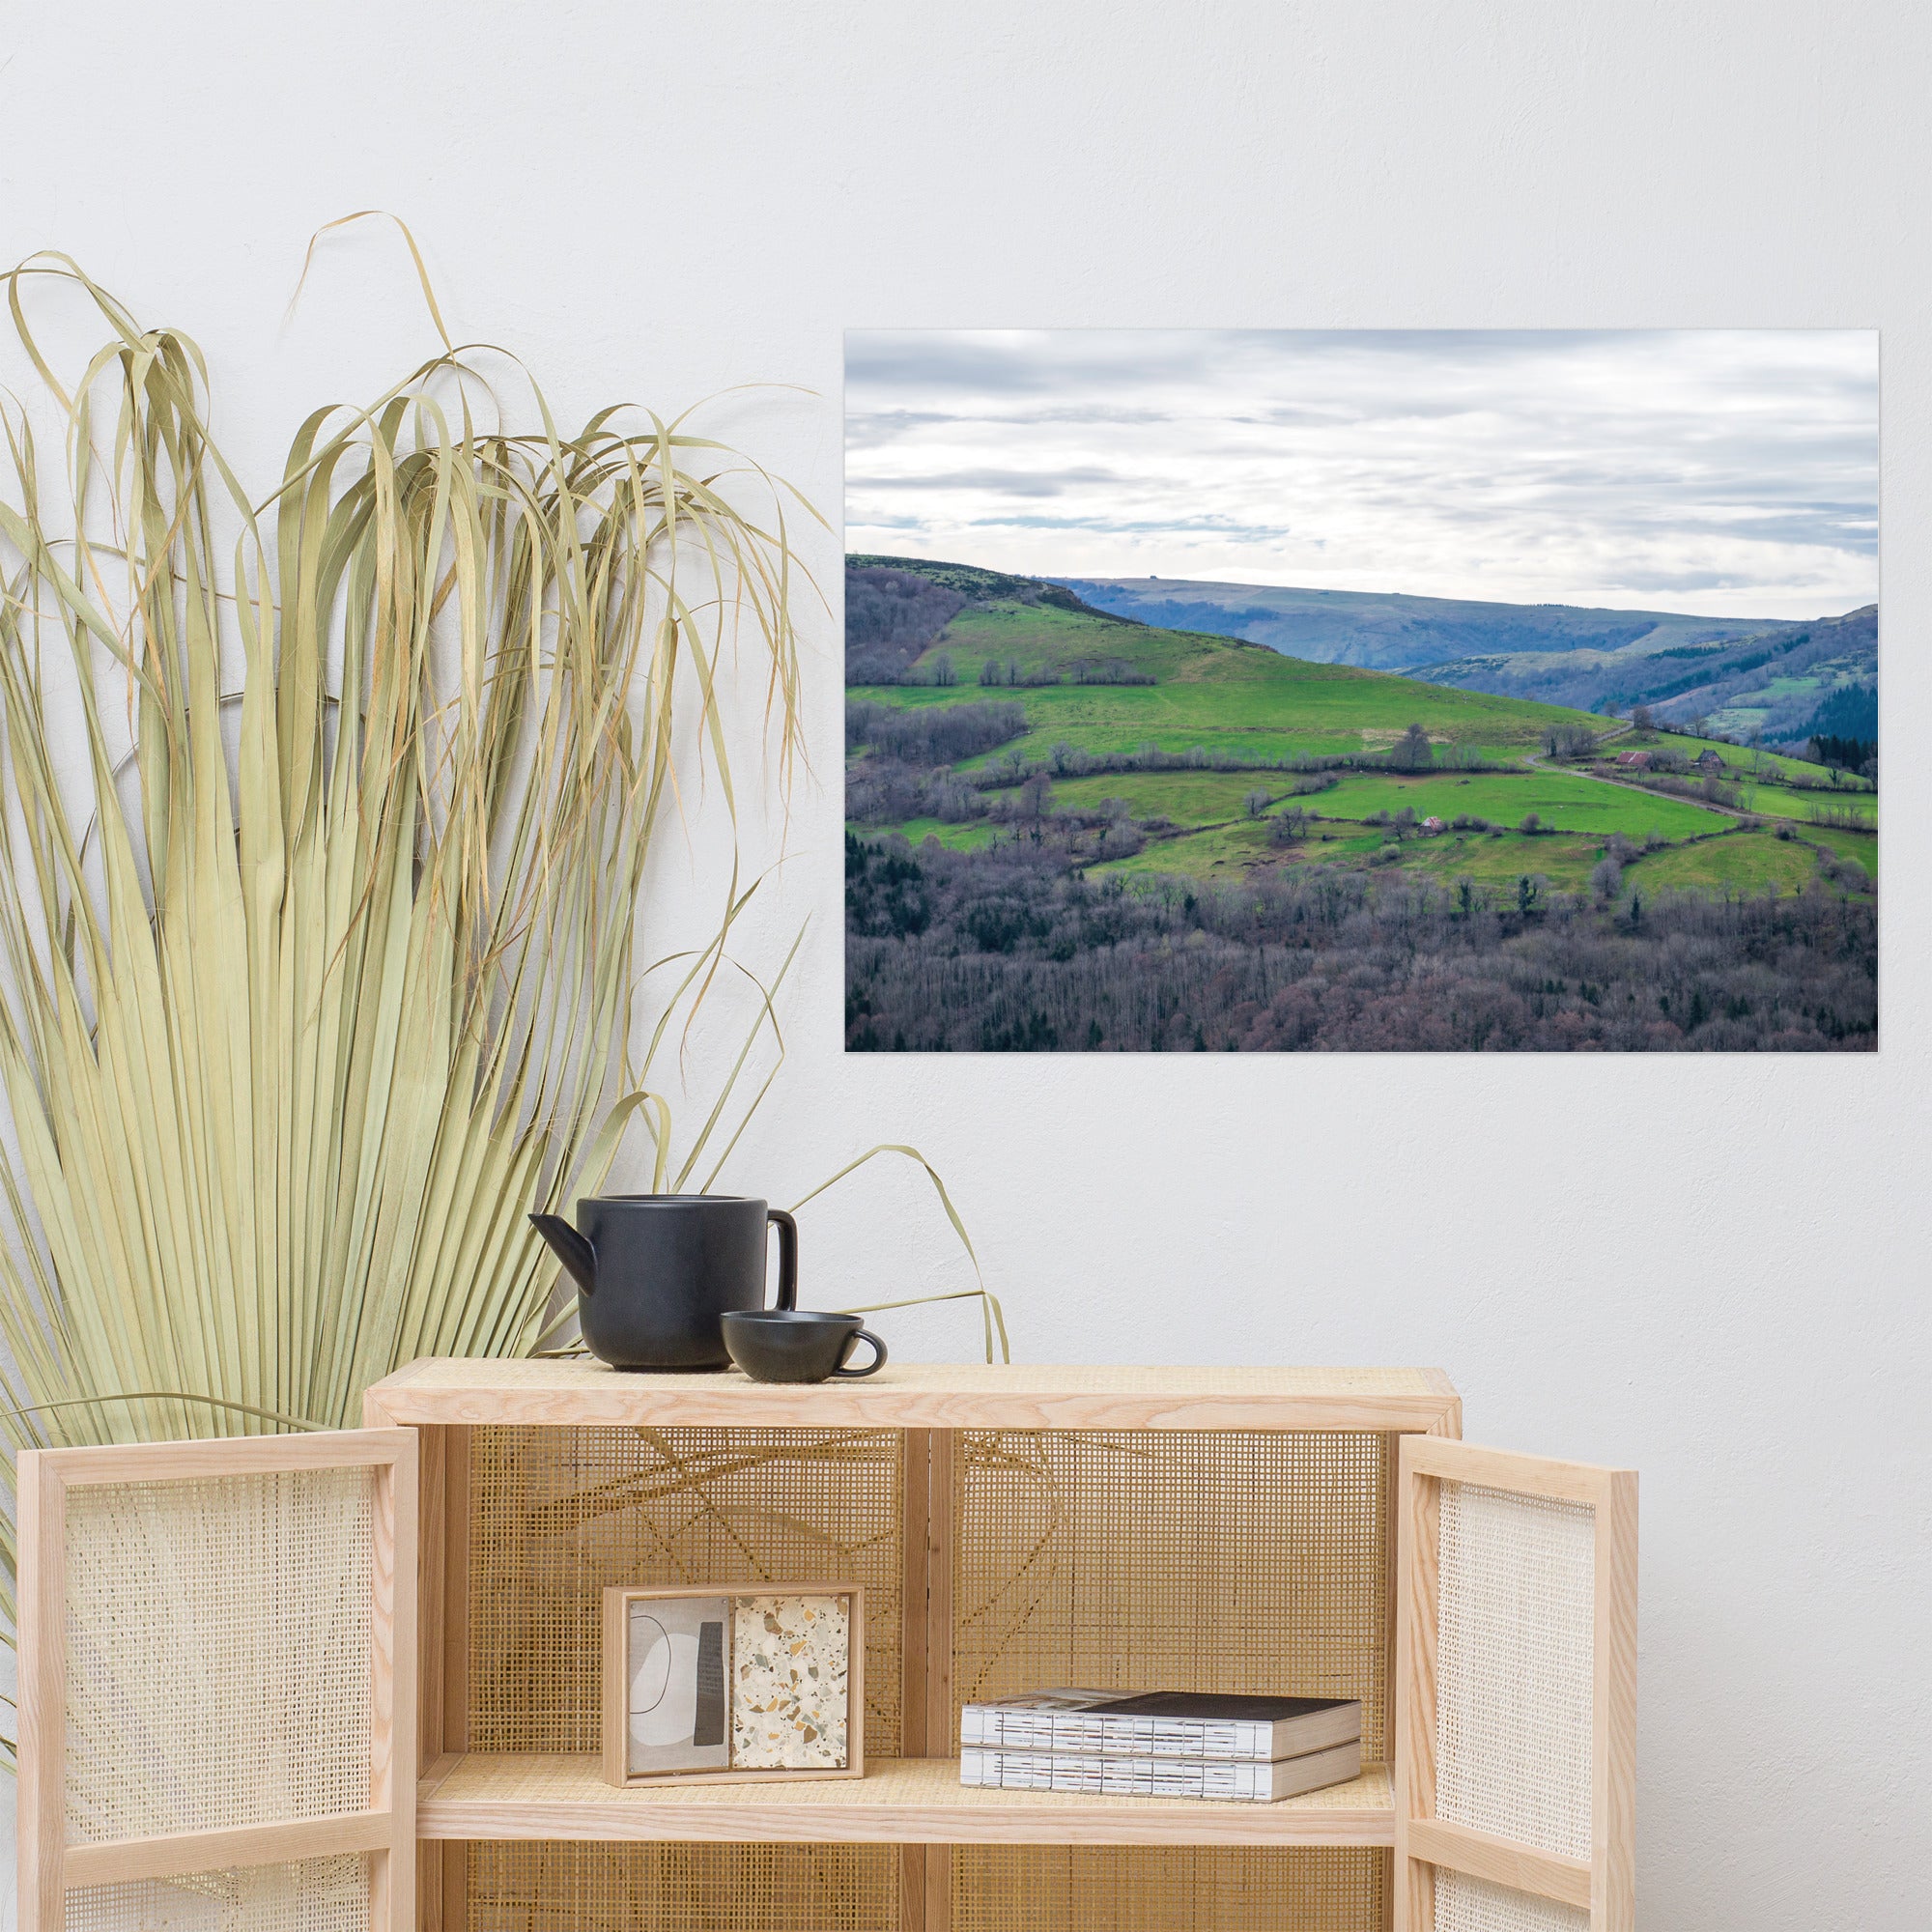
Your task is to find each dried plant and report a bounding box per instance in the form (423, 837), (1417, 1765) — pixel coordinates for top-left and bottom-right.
(0, 242), (1000, 1766)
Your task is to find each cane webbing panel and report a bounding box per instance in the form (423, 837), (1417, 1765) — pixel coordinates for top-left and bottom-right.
(468, 1427), (903, 1756)
(466, 1841), (897, 1932)
(63, 1856), (370, 1932)
(953, 1431), (1392, 1759)
(953, 1847), (1387, 1932)
(1435, 1481), (1595, 1861)
(1434, 1870), (1589, 1932)
(62, 1470), (375, 1842)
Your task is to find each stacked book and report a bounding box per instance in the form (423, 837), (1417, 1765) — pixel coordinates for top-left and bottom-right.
(958, 1689), (1362, 1804)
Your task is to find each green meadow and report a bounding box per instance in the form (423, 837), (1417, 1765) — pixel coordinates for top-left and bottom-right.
(1618, 831), (1827, 898)
(848, 569), (1873, 907)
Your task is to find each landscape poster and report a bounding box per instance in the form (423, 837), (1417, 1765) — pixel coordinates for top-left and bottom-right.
(843, 330), (1877, 1052)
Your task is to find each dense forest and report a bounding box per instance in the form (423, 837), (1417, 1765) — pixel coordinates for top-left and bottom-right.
(847, 835), (1875, 1052)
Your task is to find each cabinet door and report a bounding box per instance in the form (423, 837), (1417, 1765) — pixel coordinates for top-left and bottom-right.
(1395, 1437), (1636, 1932)
(17, 1429), (417, 1932)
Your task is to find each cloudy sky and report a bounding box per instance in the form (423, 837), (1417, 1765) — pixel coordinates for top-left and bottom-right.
(845, 329), (1878, 618)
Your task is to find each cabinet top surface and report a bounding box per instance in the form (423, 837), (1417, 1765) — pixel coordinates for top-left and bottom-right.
(364, 1357), (1460, 1431)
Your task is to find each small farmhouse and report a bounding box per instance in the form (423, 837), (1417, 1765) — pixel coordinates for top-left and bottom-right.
(1615, 750), (1654, 770)
(1695, 749), (1724, 771)
(1421, 815), (1447, 834)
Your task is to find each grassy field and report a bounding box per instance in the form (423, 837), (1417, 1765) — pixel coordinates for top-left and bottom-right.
(1091, 819), (1863, 901)
(1581, 768), (1878, 830)
(1094, 820), (1614, 892)
(849, 561), (1873, 908)
(1033, 767), (1731, 840)
(1805, 825), (1879, 877)
(858, 603), (1618, 768)
(1619, 831), (1833, 898)
(1304, 771), (1724, 839)
(1042, 771), (1324, 825)
(851, 816), (999, 851)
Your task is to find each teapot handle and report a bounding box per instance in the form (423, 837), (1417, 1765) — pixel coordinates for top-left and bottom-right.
(767, 1208), (798, 1311)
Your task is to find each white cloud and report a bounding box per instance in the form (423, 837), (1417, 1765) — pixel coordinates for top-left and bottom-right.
(844, 329), (1878, 618)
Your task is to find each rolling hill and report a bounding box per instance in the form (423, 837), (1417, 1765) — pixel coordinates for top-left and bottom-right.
(847, 555), (1620, 763)
(1053, 571), (1876, 753)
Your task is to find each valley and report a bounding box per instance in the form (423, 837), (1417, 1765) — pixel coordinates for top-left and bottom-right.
(844, 557), (1877, 1051)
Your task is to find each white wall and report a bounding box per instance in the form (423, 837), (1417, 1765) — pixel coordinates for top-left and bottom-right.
(4, 2), (1928, 1925)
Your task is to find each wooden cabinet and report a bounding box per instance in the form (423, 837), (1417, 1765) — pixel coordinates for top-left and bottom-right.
(17, 1363), (1634, 1932)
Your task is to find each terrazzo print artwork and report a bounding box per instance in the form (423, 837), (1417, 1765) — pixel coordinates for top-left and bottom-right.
(730, 1594), (851, 1770)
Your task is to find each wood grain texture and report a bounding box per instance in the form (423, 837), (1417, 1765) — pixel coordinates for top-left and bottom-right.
(1394, 1437), (1639, 1932)
(926, 1430), (955, 1760)
(1406, 1817), (1593, 1910)
(373, 1439), (418, 1932)
(925, 1840), (952, 1932)
(61, 1810), (391, 1888)
(900, 1843), (928, 1932)
(1402, 1436), (1624, 1508)
(602, 1585), (629, 1787)
(362, 1358), (1462, 1434)
(900, 1430), (932, 1760)
(15, 1453), (65, 1932)
(38, 1429), (412, 1484)
(1594, 1469), (1640, 1932)
(384, 1416), (466, 1932)
(923, 1431), (955, 1932)
(415, 1752), (1396, 1847)
(21, 1429), (417, 1932)
(1392, 1435), (1441, 1932)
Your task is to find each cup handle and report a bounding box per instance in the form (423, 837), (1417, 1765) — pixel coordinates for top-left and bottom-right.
(832, 1328), (888, 1378)
(767, 1208), (798, 1311)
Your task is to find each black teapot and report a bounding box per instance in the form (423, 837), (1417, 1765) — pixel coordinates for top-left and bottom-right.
(529, 1194), (797, 1371)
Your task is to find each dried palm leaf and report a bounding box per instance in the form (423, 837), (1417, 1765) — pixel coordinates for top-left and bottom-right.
(0, 249), (996, 1769)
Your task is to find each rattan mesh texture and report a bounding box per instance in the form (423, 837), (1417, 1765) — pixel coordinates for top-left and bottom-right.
(952, 1847), (1387, 1932)
(1435, 1481), (1595, 1861)
(466, 1842), (897, 1932)
(63, 1470), (375, 1841)
(469, 1427), (903, 1756)
(952, 1431), (1392, 1759)
(63, 1856), (370, 1932)
(1434, 1870), (1590, 1932)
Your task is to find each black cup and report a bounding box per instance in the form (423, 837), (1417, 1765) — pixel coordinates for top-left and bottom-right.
(721, 1310), (888, 1384)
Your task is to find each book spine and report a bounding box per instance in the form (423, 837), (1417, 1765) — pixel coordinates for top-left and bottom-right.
(957, 1709), (1276, 1760)
(959, 1748), (1275, 1802)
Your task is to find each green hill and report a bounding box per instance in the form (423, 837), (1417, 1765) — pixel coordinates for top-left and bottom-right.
(845, 553), (1871, 906)
(847, 554), (1613, 764)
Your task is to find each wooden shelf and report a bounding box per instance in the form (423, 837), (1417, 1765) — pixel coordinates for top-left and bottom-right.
(366, 1357), (1461, 1435)
(416, 1753), (1395, 1848)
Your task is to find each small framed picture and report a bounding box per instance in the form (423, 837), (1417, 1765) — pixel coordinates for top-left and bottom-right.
(601, 1583), (865, 1787)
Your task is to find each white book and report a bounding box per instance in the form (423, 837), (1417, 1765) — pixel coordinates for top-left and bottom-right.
(959, 1689), (1361, 1762)
(958, 1737), (1364, 1804)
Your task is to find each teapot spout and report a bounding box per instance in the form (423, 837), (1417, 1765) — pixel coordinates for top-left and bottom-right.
(529, 1212), (598, 1295)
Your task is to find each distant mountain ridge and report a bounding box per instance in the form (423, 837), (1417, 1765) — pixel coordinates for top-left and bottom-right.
(1055, 572), (1874, 749)
(1057, 575), (1798, 671)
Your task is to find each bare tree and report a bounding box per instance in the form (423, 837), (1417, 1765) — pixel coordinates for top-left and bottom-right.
(1391, 723), (1435, 771)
